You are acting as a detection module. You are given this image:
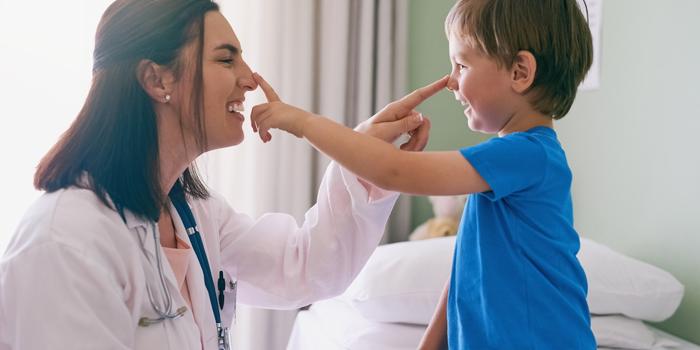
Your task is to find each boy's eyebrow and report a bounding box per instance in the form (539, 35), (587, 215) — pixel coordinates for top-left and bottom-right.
(214, 43), (240, 55)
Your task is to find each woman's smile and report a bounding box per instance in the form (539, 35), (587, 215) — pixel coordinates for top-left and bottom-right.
(227, 100), (245, 121)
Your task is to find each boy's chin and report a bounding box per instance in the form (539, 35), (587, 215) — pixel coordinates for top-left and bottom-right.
(466, 118), (499, 135)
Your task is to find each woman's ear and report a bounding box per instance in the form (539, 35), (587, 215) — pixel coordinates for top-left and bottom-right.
(136, 60), (175, 103)
(510, 50), (537, 94)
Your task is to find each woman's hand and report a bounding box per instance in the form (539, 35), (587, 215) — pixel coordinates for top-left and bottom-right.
(250, 73), (318, 142)
(251, 73), (448, 148)
(354, 110), (431, 151)
(356, 76), (448, 151)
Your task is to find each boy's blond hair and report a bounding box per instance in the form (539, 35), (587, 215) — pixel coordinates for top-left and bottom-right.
(445, 0), (593, 119)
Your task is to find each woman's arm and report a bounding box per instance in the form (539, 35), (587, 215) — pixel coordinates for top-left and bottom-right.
(214, 161), (400, 309)
(418, 279), (450, 350)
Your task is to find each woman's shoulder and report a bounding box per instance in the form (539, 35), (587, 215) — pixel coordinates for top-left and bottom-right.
(188, 191), (256, 237)
(6, 187), (126, 258)
(189, 190), (235, 221)
(41, 186), (121, 226)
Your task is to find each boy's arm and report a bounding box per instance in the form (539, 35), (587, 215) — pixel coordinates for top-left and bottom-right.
(418, 278), (450, 350)
(251, 74), (490, 196)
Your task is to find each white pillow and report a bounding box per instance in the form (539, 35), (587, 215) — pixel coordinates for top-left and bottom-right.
(340, 236), (684, 326)
(592, 315), (656, 350)
(578, 238), (684, 322)
(339, 236), (456, 325)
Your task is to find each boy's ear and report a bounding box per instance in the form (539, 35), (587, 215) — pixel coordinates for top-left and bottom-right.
(510, 50), (537, 94)
(136, 59), (175, 103)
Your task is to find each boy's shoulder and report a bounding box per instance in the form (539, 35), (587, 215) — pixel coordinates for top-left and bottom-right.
(460, 127), (569, 200)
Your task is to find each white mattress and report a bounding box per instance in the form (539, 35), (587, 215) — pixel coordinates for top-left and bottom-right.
(286, 298), (699, 350)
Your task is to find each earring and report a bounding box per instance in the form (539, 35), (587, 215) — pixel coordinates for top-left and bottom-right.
(164, 94), (171, 103)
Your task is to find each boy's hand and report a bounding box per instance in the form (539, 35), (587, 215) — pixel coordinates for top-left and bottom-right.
(356, 76), (448, 151)
(250, 73), (317, 142)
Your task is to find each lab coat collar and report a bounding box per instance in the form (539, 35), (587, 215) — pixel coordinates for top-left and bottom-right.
(122, 201), (184, 264)
(73, 171), (151, 231)
(126, 200), (212, 342)
(122, 209), (149, 230)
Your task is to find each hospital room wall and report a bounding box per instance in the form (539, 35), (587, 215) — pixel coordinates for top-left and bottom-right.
(408, 0), (700, 343)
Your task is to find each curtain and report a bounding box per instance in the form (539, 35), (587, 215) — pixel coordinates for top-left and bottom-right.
(201, 1), (409, 348)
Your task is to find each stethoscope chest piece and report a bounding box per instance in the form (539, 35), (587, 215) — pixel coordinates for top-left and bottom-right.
(138, 306), (188, 327)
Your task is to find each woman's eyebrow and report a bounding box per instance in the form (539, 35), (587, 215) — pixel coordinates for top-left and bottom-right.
(214, 43), (240, 55)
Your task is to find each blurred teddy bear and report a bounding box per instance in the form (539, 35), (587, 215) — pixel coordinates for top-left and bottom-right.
(409, 195), (467, 241)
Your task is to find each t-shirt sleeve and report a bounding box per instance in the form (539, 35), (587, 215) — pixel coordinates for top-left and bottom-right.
(460, 134), (546, 201)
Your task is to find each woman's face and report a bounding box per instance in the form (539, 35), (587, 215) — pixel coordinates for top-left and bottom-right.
(174, 11), (257, 152)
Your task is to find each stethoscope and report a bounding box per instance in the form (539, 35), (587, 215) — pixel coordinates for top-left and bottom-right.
(122, 182), (233, 350)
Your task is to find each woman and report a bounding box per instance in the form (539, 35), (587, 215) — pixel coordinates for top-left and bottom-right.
(0, 0), (440, 349)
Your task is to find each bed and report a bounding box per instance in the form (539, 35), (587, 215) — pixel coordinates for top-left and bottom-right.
(287, 298), (699, 350)
(286, 236), (696, 350)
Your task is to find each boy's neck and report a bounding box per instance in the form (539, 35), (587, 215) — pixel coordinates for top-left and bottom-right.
(498, 109), (553, 137)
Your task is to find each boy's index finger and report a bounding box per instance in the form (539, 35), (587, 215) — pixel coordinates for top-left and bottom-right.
(253, 72), (281, 102)
(399, 75), (449, 110)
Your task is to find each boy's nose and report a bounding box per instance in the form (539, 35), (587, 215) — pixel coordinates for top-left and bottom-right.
(446, 74), (458, 91)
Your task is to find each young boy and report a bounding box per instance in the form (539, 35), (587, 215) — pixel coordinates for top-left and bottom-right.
(250, 0), (595, 348)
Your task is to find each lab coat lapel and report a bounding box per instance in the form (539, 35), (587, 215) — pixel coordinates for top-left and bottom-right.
(124, 208), (192, 327)
(122, 210), (160, 266)
(117, 203), (204, 348)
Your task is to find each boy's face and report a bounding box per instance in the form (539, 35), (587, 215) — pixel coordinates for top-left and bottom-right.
(446, 35), (517, 134)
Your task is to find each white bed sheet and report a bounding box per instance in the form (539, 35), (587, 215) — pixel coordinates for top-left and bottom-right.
(287, 298), (424, 350)
(286, 299), (699, 350)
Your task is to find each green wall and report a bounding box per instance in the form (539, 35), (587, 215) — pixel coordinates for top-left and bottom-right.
(407, 0), (700, 343)
(407, 0), (489, 229)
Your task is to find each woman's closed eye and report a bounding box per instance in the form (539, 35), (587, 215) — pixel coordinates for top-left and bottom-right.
(219, 58), (234, 66)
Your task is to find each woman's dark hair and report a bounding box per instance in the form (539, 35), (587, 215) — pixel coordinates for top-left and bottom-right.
(34, 0), (220, 221)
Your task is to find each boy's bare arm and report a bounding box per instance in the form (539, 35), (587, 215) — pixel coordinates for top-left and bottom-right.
(304, 119), (488, 195)
(419, 279), (450, 350)
(251, 74), (490, 196)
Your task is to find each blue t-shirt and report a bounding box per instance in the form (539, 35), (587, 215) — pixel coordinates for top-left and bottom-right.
(447, 126), (595, 349)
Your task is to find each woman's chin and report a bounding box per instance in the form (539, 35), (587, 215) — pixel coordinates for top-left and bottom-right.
(228, 133), (245, 147)
(206, 133), (244, 152)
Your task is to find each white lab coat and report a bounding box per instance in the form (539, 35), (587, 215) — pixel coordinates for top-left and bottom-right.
(0, 163), (398, 350)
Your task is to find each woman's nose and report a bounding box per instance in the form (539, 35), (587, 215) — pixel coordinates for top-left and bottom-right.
(237, 60), (258, 91)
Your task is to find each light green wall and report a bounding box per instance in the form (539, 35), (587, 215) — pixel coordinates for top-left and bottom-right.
(407, 0), (489, 228)
(408, 0), (700, 343)
(557, 0), (700, 343)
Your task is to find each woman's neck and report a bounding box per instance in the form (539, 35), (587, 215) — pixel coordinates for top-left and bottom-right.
(156, 110), (201, 196)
